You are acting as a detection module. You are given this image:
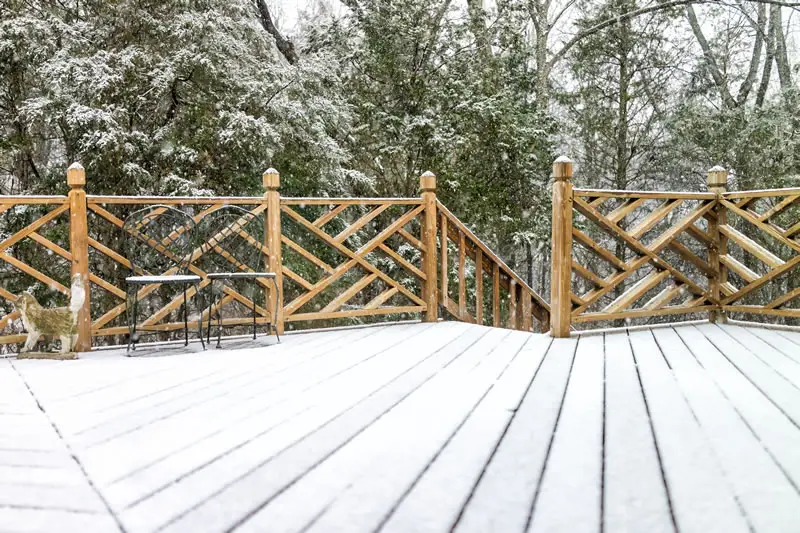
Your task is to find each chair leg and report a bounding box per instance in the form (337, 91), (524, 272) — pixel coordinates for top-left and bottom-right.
(183, 283), (189, 347)
(216, 282), (223, 350)
(126, 285), (133, 354)
(131, 290), (139, 351)
(196, 282), (205, 350)
(207, 280), (215, 347)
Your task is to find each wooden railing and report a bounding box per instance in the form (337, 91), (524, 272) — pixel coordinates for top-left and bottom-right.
(550, 157), (800, 336)
(0, 166), (549, 352)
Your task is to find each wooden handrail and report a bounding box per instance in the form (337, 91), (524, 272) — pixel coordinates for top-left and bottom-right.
(436, 200), (550, 332)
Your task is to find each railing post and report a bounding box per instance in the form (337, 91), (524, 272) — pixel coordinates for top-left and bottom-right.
(264, 168), (284, 335)
(707, 165), (729, 324)
(551, 156), (574, 338)
(67, 163), (91, 352)
(420, 171), (438, 322)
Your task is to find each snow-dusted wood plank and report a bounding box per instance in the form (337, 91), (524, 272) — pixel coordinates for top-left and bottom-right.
(774, 328), (800, 348)
(672, 326), (800, 491)
(63, 327), (383, 446)
(655, 327), (800, 532)
(0, 361), (118, 531)
(452, 337), (578, 533)
(628, 328), (750, 533)
(527, 334), (604, 533)
(88, 323), (427, 492)
(117, 322), (473, 533)
(377, 335), (552, 533)
(716, 325), (800, 388)
(740, 325), (800, 365)
(0, 507), (121, 533)
(229, 327), (521, 533)
(157, 323), (487, 533)
(694, 324), (800, 426)
(602, 332), (672, 533)
(296, 330), (536, 533)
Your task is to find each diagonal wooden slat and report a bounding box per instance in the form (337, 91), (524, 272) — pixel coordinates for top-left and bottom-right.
(572, 228), (628, 271)
(721, 199), (800, 254)
(643, 283), (682, 310)
(668, 241), (713, 276)
(576, 255), (652, 315)
(603, 270), (669, 313)
(321, 273), (379, 313)
(766, 286), (800, 309)
(719, 225), (784, 268)
(313, 204), (349, 228)
(572, 261), (608, 288)
(282, 266), (314, 291)
(334, 204), (391, 243)
(607, 198), (647, 223)
(397, 228), (425, 251)
(282, 234), (334, 273)
(0, 252), (69, 294)
(722, 254), (800, 305)
(378, 243), (425, 280)
(364, 287), (399, 310)
(0, 204), (69, 252)
(758, 195), (800, 222)
(628, 200), (684, 238)
(719, 255), (759, 284)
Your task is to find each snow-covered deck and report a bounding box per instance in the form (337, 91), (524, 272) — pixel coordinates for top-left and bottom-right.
(2, 321), (800, 533)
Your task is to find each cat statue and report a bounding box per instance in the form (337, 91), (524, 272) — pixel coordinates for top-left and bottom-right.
(13, 275), (86, 354)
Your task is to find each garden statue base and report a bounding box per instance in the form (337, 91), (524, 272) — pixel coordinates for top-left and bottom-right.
(17, 351), (78, 360)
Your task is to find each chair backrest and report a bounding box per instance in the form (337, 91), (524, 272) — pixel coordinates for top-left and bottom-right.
(195, 206), (267, 275)
(122, 205), (197, 276)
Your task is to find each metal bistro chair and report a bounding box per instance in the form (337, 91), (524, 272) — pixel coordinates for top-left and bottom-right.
(123, 205), (205, 353)
(196, 205), (280, 348)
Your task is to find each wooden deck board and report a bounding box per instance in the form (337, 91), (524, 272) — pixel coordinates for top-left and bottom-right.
(602, 332), (673, 533)
(656, 326), (800, 532)
(528, 335), (604, 533)
(3, 322), (800, 533)
(452, 337), (577, 533)
(628, 328), (750, 533)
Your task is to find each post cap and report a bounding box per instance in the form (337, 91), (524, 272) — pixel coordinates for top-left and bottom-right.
(419, 171), (436, 192)
(67, 162), (85, 188)
(553, 156), (573, 181)
(263, 168), (280, 189)
(707, 165), (728, 190)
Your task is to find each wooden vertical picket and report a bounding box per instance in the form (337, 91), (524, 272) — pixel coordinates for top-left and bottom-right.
(421, 171), (438, 322)
(551, 156), (574, 338)
(264, 168), (284, 334)
(68, 163), (92, 352)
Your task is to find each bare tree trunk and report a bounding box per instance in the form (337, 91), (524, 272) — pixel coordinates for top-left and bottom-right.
(774, 7), (792, 90)
(255, 0), (298, 64)
(756, 7), (777, 107)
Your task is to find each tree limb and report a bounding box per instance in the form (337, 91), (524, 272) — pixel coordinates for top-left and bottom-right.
(737, 2), (766, 104)
(686, 4), (737, 108)
(255, 0), (298, 64)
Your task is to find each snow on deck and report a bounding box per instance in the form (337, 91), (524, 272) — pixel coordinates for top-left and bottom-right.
(2, 321), (800, 533)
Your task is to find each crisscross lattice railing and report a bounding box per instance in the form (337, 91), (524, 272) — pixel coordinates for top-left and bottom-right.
(1, 166), (549, 353)
(550, 158), (800, 336)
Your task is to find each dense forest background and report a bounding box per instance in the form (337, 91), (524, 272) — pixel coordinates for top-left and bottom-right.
(2, 0), (799, 298)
